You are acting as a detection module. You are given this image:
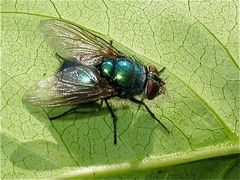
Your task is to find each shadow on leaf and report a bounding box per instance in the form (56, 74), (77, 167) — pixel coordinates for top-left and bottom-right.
(20, 100), (163, 169)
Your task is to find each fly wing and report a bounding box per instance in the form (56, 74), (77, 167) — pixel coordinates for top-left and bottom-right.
(23, 65), (115, 107)
(39, 19), (121, 66)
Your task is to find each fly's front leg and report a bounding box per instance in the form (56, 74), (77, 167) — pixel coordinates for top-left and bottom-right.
(104, 99), (118, 145)
(129, 97), (169, 133)
(158, 67), (166, 74)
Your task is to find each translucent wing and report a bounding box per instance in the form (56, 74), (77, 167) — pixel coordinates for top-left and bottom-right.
(39, 19), (121, 65)
(24, 65), (116, 107)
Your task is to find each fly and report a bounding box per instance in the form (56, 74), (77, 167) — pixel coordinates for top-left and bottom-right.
(24, 19), (169, 144)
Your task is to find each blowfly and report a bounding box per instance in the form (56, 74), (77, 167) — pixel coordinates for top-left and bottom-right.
(24, 19), (169, 144)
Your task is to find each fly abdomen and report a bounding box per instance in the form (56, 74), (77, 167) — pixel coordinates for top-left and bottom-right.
(100, 59), (114, 77)
(100, 57), (146, 96)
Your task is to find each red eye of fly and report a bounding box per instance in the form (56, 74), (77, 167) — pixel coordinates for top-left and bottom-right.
(145, 80), (159, 100)
(145, 65), (160, 100)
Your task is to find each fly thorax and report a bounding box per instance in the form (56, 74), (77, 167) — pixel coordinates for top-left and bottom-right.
(112, 58), (134, 87)
(100, 58), (146, 96)
(113, 58), (146, 95)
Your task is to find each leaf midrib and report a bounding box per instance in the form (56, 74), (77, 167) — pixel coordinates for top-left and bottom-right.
(53, 144), (240, 178)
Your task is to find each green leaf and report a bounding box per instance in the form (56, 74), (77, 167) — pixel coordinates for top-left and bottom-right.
(1, 0), (239, 179)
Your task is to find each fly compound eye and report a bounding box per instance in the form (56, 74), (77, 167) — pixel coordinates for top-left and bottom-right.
(145, 80), (160, 100)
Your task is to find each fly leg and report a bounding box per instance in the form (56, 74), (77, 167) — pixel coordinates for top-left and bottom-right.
(110, 40), (113, 46)
(129, 97), (169, 133)
(104, 99), (118, 145)
(158, 67), (166, 74)
(55, 53), (65, 61)
(49, 106), (80, 121)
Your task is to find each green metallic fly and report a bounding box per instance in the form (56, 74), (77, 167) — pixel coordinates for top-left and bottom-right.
(24, 19), (169, 144)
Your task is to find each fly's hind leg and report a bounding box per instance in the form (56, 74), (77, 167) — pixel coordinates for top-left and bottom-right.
(49, 101), (103, 121)
(129, 97), (169, 133)
(104, 99), (118, 145)
(49, 106), (80, 121)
